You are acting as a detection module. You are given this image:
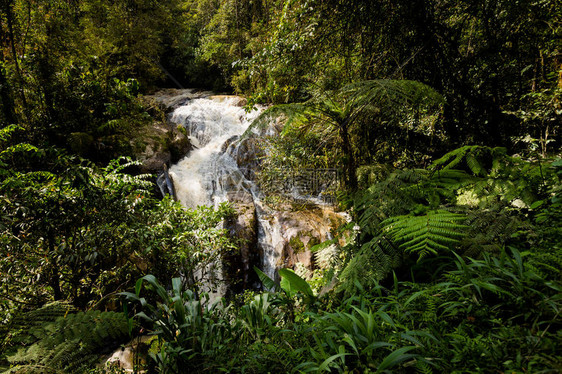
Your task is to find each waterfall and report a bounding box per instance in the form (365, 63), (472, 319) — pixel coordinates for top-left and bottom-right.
(169, 97), (261, 209)
(165, 92), (348, 293)
(168, 96), (268, 297)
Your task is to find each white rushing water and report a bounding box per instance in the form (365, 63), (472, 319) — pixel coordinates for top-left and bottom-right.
(168, 96), (267, 297)
(254, 203), (284, 283)
(169, 97), (261, 209)
(167, 94), (347, 290)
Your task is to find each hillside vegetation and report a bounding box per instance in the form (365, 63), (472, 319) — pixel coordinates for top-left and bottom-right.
(1, 0), (561, 373)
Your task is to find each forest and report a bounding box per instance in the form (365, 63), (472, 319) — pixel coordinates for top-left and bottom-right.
(0, 0), (561, 372)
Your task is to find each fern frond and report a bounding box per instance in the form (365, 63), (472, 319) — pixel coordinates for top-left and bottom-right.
(416, 359), (434, 374)
(337, 236), (403, 295)
(382, 210), (468, 260)
(344, 79), (444, 110)
(0, 143), (41, 160)
(5, 309), (130, 373)
(431, 145), (510, 178)
(0, 124), (24, 144)
(465, 153), (484, 176)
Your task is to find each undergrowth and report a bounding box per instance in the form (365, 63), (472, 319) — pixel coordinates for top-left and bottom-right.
(3, 148), (560, 373)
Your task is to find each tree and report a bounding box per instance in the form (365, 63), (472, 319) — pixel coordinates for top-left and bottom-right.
(255, 80), (443, 190)
(241, 0), (562, 148)
(0, 133), (233, 317)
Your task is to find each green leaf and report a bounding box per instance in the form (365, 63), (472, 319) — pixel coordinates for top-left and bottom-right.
(310, 238), (337, 253)
(376, 346), (417, 372)
(317, 352), (350, 372)
(254, 266), (278, 291)
(530, 200), (544, 209)
(278, 268), (315, 301)
(135, 278), (143, 296)
(135, 311), (153, 323)
(172, 277), (182, 297)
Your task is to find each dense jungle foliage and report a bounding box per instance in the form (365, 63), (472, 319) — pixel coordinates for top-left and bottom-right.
(1, 0), (561, 373)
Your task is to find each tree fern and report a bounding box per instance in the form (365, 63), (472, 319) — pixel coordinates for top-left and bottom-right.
(382, 210), (468, 261)
(344, 79), (444, 111)
(249, 79), (443, 189)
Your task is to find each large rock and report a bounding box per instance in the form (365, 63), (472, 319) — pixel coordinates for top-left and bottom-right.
(144, 88), (213, 110)
(133, 121), (191, 174)
(223, 191), (259, 292)
(229, 136), (265, 181)
(226, 115), (284, 181)
(278, 207), (347, 269)
(105, 336), (154, 373)
(257, 202), (349, 283)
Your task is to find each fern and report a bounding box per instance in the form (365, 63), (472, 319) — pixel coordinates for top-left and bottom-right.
(431, 146), (510, 177)
(415, 359), (434, 374)
(337, 236), (403, 295)
(5, 310), (130, 374)
(382, 210), (468, 261)
(2, 302), (76, 348)
(355, 169), (429, 236)
(527, 249), (562, 281)
(460, 208), (525, 257)
(0, 125), (24, 144)
(96, 156), (153, 193)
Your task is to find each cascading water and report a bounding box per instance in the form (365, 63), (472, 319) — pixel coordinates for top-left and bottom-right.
(168, 96), (268, 297)
(165, 92), (348, 292)
(169, 97), (261, 208)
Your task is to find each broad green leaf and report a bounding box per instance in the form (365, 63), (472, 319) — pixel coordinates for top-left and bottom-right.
(318, 352), (350, 372)
(376, 346), (417, 372)
(135, 278), (143, 296)
(254, 266), (278, 291)
(279, 268), (315, 301)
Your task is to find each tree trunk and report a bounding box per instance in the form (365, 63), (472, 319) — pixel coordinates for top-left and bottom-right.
(3, 0), (28, 112)
(0, 26), (17, 125)
(339, 120), (357, 191)
(47, 230), (63, 301)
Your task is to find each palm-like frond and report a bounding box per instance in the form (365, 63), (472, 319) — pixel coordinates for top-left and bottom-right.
(344, 79), (444, 113)
(242, 103), (307, 138)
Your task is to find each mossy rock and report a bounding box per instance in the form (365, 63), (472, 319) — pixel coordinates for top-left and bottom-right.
(308, 236), (320, 249)
(289, 236), (306, 254)
(168, 129), (191, 163)
(130, 121), (191, 173)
